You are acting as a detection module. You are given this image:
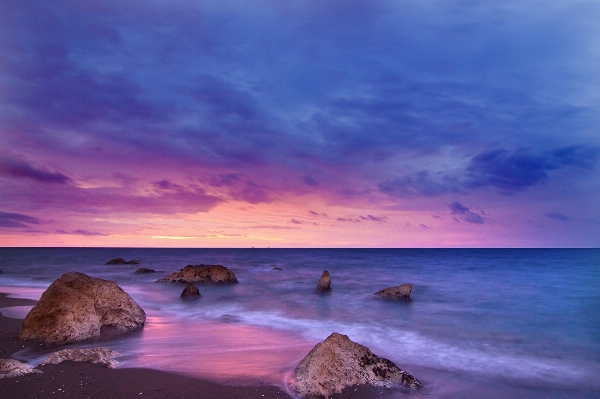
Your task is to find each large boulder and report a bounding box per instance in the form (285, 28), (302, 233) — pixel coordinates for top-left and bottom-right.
(181, 283), (201, 299)
(135, 268), (156, 274)
(40, 348), (119, 368)
(0, 359), (41, 379)
(375, 284), (412, 299)
(316, 270), (331, 291)
(20, 272), (146, 344)
(157, 265), (238, 283)
(292, 332), (423, 398)
(106, 258), (139, 265)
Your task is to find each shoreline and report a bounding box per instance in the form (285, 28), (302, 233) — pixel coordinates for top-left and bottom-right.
(0, 293), (380, 399)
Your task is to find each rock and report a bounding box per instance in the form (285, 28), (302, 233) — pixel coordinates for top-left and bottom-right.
(40, 347), (119, 368)
(20, 272), (146, 344)
(292, 333), (423, 398)
(157, 265), (238, 284)
(106, 258), (127, 265)
(106, 258), (139, 265)
(316, 270), (331, 291)
(135, 268), (156, 273)
(375, 284), (413, 300)
(272, 266), (283, 271)
(181, 283), (201, 299)
(0, 359), (42, 379)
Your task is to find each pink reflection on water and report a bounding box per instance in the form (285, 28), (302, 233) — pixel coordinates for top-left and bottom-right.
(114, 316), (314, 386)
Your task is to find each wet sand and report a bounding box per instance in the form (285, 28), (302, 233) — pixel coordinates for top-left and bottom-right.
(0, 293), (379, 399)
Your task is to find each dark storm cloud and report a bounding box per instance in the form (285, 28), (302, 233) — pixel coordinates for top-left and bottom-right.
(449, 202), (484, 225)
(0, 211), (41, 228)
(0, 155), (71, 184)
(545, 213), (569, 221)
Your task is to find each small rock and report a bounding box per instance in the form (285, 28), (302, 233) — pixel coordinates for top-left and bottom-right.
(181, 283), (201, 299)
(272, 267), (283, 271)
(0, 359), (42, 379)
(106, 258), (127, 265)
(157, 265), (238, 284)
(292, 332), (423, 398)
(374, 284), (412, 300)
(41, 348), (119, 368)
(135, 268), (156, 274)
(125, 260), (140, 264)
(316, 270), (331, 291)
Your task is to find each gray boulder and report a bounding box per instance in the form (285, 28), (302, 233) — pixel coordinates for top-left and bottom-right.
(0, 359), (41, 379)
(157, 265), (238, 284)
(292, 332), (423, 398)
(20, 272), (146, 344)
(375, 284), (413, 299)
(40, 347), (119, 368)
(316, 270), (331, 291)
(181, 283), (201, 299)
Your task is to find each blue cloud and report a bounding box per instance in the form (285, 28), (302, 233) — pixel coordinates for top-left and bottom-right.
(545, 213), (569, 222)
(0, 211), (41, 228)
(449, 202), (484, 225)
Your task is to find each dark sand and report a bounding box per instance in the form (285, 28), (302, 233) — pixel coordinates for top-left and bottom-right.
(0, 293), (381, 399)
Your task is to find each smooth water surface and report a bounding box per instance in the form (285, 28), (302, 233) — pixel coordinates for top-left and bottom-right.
(1, 248), (599, 398)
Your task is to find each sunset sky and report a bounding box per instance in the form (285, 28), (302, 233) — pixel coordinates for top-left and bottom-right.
(1, 0), (599, 247)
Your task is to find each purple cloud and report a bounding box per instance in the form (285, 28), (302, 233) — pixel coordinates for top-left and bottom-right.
(545, 213), (569, 221)
(0, 155), (71, 184)
(0, 211), (41, 228)
(449, 202), (484, 225)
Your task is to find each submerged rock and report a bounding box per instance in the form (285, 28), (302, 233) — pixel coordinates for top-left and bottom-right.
(375, 284), (413, 300)
(157, 265), (238, 284)
(272, 266), (283, 271)
(20, 272), (146, 344)
(135, 268), (156, 273)
(292, 332), (423, 398)
(106, 258), (127, 265)
(41, 348), (119, 368)
(316, 270), (331, 291)
(181, 283), (201, 299)
(0, 359), (42, 379)
(106, 258), (139, 265)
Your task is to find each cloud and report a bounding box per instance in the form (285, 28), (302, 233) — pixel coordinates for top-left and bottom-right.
(56, 229), (109, 236)
(359, 215), (387, 222)
(303, 176), (319, 187)
(290, 219), (303, 224)
(336, 217), (361, 223)
(449, 201), (484, 224)
(0, 155), (71, 184)
(0, 211), (41, 228)
(545, 213), (569, 221)
(420, 224), (431, 229)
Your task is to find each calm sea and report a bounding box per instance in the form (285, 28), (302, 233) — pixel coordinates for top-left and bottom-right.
(1, 248), (599, 398)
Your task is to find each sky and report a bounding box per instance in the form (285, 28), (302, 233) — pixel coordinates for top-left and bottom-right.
(1, 0), (599, 248)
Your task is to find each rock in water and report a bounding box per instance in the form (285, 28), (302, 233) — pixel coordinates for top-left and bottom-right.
(125, 260), (140, 264)
(135, 268), (156, 273)
(106, 258), (127, 265)
(181, 283), (201, 299)
(41, 348), (119, 368)
(316, 270), (331, 291)
(292, 332), (423, 398)
(375, 284), (413, 299)
(20, 272), (146, 344)
(0, 359), (42, 379)
(157, 265), (238, 283)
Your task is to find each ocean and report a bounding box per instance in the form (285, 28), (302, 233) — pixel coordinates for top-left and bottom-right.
(0, 248), (599, 398)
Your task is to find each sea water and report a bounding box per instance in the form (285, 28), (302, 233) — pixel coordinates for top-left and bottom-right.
(0, 248), (599, 398)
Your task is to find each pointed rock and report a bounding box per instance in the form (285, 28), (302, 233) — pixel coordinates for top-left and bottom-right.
(181, 283), (201, 299)
(316, 270), (331, 291)
(41, 348), (119, 368)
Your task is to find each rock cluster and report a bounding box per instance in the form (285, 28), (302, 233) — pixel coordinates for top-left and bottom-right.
(41, 347), (119, 368)
(292, 332), (423, 398)
(316, 270), (331, 291)
(0, 359), (41, 379)
(181, 283), (201, 299)
(106, 258), (139, 265)
(375, 284), (413, 299)
(157, 265), (238, 284)
(20, 272), (146, 344)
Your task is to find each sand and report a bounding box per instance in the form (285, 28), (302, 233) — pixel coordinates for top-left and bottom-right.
(0, 293), (380, 399)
